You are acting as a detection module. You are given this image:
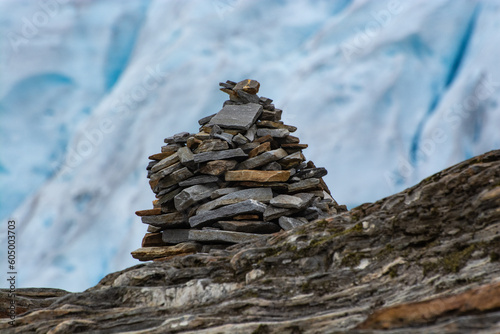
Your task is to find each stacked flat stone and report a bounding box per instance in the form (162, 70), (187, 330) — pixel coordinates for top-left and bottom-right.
(131, 79), (347, 261)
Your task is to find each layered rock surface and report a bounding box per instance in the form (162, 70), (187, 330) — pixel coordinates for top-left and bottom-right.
(2, 150), (499, 333)
(133, 79), (345, 261)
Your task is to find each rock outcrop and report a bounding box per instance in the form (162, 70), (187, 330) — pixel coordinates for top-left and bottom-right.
(1, 153), (499, 333)
(133, 79), (345, 262)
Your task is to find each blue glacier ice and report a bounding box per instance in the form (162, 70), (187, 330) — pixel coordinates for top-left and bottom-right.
(0, 0), (499, 291)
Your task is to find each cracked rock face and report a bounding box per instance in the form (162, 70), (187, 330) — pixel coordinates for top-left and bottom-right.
(1, 149), (499, 333)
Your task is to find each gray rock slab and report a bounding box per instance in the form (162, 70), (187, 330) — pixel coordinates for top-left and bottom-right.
(237, 148), (288, 170)
(287, 178), (321, 193)
(210, 187), (242, 199)
(174, 183), (219, 211)
(233, 133), (249, 145)
(162, 229), (191, 244)
(173, 132), (191, 143)
(189, 199), (267, 228)
(213, 132), (234, 146)
(235, 89), (260, 104)
(214, 221), (281, 234)
(188, 229), (266, 244)
(193, 148), (247, 164)
(278, 151), (305, 169)
(209, 103), (263, 130)
(244, 124), (258, 142)
(157, 167), (194, 189)
(198, 113), (216, 125)
(141, 212), (188, 229)
(194, 139), (229, 153)
(157, 187), (182, 205)
(263, 206), (301, 222)
(197, 188), (273, 214)
(278, 216), (309, 231)
(239, 142), (259, 153)
(177, 147), (195, 169)
(149, 162), (182, 182)
(156, 184), (179, 197)
(256, 128), (289, 138)
(262, 161), (282, 171)
(178, 175), (220, 187)
(151, 153), (180, 173)
(294, 167), (328, 180)
(270, 194), (305, 209)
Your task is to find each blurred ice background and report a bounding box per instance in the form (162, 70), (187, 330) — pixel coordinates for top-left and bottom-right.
(0, 0), (499, 291)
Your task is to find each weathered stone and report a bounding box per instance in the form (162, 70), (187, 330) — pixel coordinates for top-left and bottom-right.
(162, 229), (190, 244)
(219, 81), (235, 89)
(178, 175), (220, 187)
(281, 143), (308, 153)
(294, 167), (327, 180)
(189, 199), (267, 228)
(279, 135), (300, 144)
(135, 208), (162, 216)
(233, 214), (260, 220)
(244, 124), (258, 142)
(189, 230), (266, 244)
(157, 188), (182, 205)
(146, 160), (157, 172)
(270, 194), (309, 209)
(236, 182), (289, 192)
(287, 178), (321, 193)
(233, 79), (260, 94)
(198, 113), (216, 126)
(150, 153), (180, 173)
(161, 143), (183, 153)
(149, 161), (182, 183)
(254, 134), (279, 149)
(141, 212), (188, 229)
(259, 96), (273, 105)
(177, 147), (195, 169)
(264, 103), (275, 110)
(213, 132), (234, 146)
(156, 184), (179, 197)
(174, 184), (219, 211)
(214, 221), (281, 234)
(131, 242), (200, 261)
(239, 142), (260, 153)
(256, 128), (290, 138)
(263, 203), (302, 221)
(186, 137), (202, 150)
(193, 148), (247, 163)
(261, 161), (282, 171)
(210, 187), (242, 199)
(156, 167), (193, 189)
(233, 133), (249, 145)
(167, 132), (190, 143)
(257, 120), (297, 132)
(237, 148), (288, 170)
(260, 109), (282, 121)
(148, 151), (175, 161)
(197, 188), (273, 213)
(248, 142), (271, 158)
(278, 216), (309, 231)
(278, 151), (305, 169)
(199, 160), (238, 176)
(194, 132), (211, 140)
(209, 103), (263, 130)
(141, 233), (167, 247)
(225, 170), (290, 182)
(146, 225), (161, 233)
(194, 139), (229, 153)
(235, 89), (260, 104)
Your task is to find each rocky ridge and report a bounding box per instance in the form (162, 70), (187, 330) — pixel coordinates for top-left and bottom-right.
(133, 79), (345, 262)
(1, 149), (499, 333)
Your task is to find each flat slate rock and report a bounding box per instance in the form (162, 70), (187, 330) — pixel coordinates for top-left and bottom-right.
(193, 148), (247, 164)
(131, 242), (201, 261)
(194, 139), (229, 153)
(174, 183), (219, 211)
(177, 147), (195, 169)
(263, 206), (301, 222)
(209, 103), (263, 130)
(197, 188), (273, 213)
(188, 229), (267, 244)
(278, 151), (305, 169)
(278, 216), (309, 231)
(214, 220), (281, 234)
(256, 128), (290, 138)
(210, 187), (242, 199)
(135, 208), (163, 216)
(199, 160), (238, 176)
(270, 194), (305, 209)
(225, 170), (290, 183)
(151, 153), (180, 173)
(189, 199), (267, 228)
(156, 167), (194, 189)
(178, 175), (220, 187)
(237, 148), (288, 170)
(294, 167), (328, 180)
(149, 161), (182, 182)
(141, 212), (188, 229)
(141, 232), (167, 247)
(162, 229), (191, 244)
(288, 178), (321, 193)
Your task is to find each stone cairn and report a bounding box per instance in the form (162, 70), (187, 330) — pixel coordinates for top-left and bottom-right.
(131, 79), (347, 261)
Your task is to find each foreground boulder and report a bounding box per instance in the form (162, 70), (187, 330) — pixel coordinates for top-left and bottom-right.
(1, 150), (499, 333)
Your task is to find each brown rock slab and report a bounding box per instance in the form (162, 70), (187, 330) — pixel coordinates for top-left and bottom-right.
(225, 170), (290, 182)
(188, 230), (267, 244)
(214, 221), (281, 234)
(199, 160), (238, 176)
(148, 151), (175, 160)
(194, 139), (229, 153)
(141, 233), (167, 247)
(233, 214), (260, 220)
(260, 109), (282, 121)
(150, 153), (180, 173)
(279, 135), (300, 144)
(278, 151), (305, 169)
(131, 242), (201, 261)
(233, 79), (260, 94)
(281, 143), (308, 153)
(141, 212), (188, 229)
(257, 120), (297, 132)
(135, 208), (162, 216)
(248, 142), (271, 158)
